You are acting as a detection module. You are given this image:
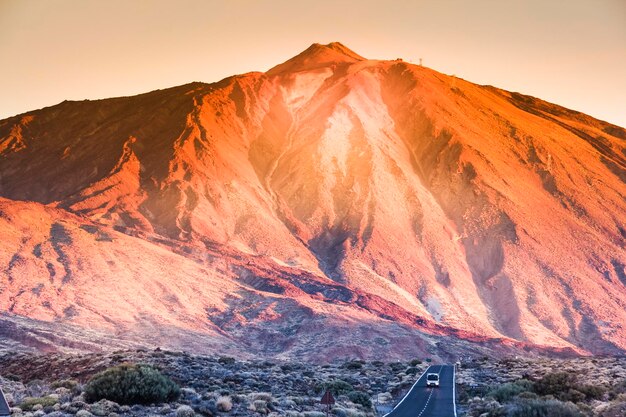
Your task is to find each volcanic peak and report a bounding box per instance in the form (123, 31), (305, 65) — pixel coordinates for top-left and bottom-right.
(266, 42), (365, 75)
(1, 41), (626, 359)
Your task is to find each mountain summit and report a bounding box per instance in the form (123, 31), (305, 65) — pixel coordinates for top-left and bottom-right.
(267, 42), (365, 75)
(1, 43), (625, 359)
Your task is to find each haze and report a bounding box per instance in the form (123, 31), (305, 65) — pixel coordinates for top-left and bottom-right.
(1, 0), (625, 127)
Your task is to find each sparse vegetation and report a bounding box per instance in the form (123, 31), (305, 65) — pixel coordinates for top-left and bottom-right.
(343, 360), (364, 370)
(176, 404), (196, 417)
(533, 371), (606, 403)
(347, 391), (372, 408)
(84, 363), (180, 404)
(333, 406), (365, 417)
(460, 356), (626, 417)
(598, 394), (626, 417)
(19, 396), (59, 411)
(488, 380), (533, 402)
(217, 395), (233, 411)
(318, 379), (354, 396)
(534, 371), (577, 397)
(251, 399), (269, 414)
(507, 398), (582, 417)
(2, 350), (626, 417)
(250, 392), (274, 403)
(50, 379), (80, 391)
(389, 362), (404, 372)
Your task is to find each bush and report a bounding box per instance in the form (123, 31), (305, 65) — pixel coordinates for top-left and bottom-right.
(405, 367), (418, 375)
(195, 399), (217, 416)
(409, 359), (422, 366)
(250, 392), (273, 402)
(533, 372), (605, 402)
(251, 400), (268, 414)
(534, 372), (577, 397)
(466, 398), (506, 417)
(176, 405), (196, 417)
(218, 356), (236, 365)
(20, 396), (59, 411)
(84, 363), (180, 405)
(333, 407), (364, 417)
(320, 380), (354, 396)
(508, 398), (582, 417)
(598, 395), (626, 417)
(561, 389), (586, 403)
(488, 380), (534, 402)
(343, 360), (363, 370)
(25, 379), (46, 398)
(217, 396), (233, 412)
(608, 379), (626, 400)
(578, 384), (606, 400)
(51, 379), (80, 391)
(517, 391), (538, 400)
(389, 362), (405, 372)
(347, 391), (372, 409)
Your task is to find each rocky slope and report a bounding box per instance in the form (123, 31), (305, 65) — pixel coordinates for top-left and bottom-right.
(0, 42), (625, 358)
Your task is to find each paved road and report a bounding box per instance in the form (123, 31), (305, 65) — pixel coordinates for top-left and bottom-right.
(0, 387), (10, 416)
(385, 365), (457, 417)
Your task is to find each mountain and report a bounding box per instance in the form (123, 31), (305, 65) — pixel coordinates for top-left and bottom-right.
(1, 42), (625, 360)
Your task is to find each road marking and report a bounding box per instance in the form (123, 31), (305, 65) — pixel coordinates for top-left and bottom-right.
(416, 365), (442, 417)
(452, 364), (457, 417)
(416, 386), (435, 417)
(382, 365), (432, 417)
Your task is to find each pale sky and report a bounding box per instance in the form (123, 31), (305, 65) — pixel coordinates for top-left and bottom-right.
(1, 0), (625, 127)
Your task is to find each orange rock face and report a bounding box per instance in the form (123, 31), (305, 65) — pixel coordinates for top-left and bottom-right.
(0, 43), (625, 359)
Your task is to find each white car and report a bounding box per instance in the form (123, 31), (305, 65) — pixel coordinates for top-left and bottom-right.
(426, 373), (440, 387)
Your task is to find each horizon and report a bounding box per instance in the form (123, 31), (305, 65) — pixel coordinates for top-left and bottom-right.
(1, 0), (625, 127)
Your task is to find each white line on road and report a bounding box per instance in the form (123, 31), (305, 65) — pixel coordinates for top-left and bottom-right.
(382, 365), (432, 417)
(416, 386), (435, 417)
(452, 364), (457, 417)
(415, 365), (442, 417)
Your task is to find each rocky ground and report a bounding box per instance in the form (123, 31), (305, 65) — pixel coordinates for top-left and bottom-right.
(456, 355), (626, 416)
(1, 349), (625, 417)
(0, 348), (423, 417)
